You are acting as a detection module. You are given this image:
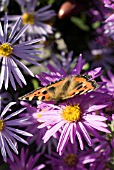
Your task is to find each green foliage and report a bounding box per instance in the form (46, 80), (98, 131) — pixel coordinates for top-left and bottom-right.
(92, 21), (101, 29)
(71, 16), (90, 31)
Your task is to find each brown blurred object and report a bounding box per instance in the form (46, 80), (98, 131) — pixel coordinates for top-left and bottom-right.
(58, 1), (84, 19)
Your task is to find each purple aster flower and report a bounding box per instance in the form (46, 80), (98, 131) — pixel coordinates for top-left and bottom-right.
(87, 1), (107, 23)
(35, 54), (103, 100)
(0, 102), (32, 162)
(8, 0), (56, 40)
(103, 20), (114, 40)
(36, 54), (88, 86)
(101, 70), (114, 95)
(101, 2), (114, 40)
(38, 92), (110, 155)
(84, 41), (114, 69)
(24, 54), (109, 156)
(102, 0), (114, 9)
(46, 142), (88, 170)
(88, 147), (110, 170)
(0, 13), (43, 90)
(88, 134), (114, 170)
(8, 147), (45, 170)
(96, 35), (112, 47)
(51, 51), (77, 75)
(20, 101), (57, 154)
(101, 70), (114, 113)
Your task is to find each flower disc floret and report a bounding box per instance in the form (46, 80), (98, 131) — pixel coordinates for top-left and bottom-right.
(64, 153), (77, 167)
(61, 105), (81, 122)
(22, 13), (34, 25)
(0, 120), (4, 131)
(0, 43), (13, 57)
(94, 54), (102, 61)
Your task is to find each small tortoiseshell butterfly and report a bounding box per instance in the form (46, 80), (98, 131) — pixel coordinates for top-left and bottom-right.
(19, 74), (99, 102)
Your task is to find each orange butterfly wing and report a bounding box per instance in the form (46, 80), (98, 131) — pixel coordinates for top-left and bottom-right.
(19, 75), (99, 102)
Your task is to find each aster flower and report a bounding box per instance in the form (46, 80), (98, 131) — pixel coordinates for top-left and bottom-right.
(0, 102), (32, 162)
(85, 115), (114, 169)
(8, 0), (56, 40)
(87, 1), (107, 23)
(101, 70), (114, 95)
(101, 70), (114, 113)
(102, 0), (114, 9)
(84, 41), (114, 69)
(101, 2), (114, 40)
(20, 101), (57, 155)
(0, 13), (43, 90)
(8, 148), (45, 170)
(36, 54), (86, 86)
(33, 55), (110, 155)
(36, 53), (103, 89)
(46, 142), (88, 170)
(88, 135), (114, 170)
(96, 35), (112, 47)
(38, 92), (110, 155)
(51, 51), (77, 75)
(103, 20), (114, 40)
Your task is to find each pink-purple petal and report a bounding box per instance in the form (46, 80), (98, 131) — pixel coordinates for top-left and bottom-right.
(70, 123), (75, 144)
(0, 102), (16, 118)
(3, 131), (18, 154)
(78, 122), (92, 146)
(0, 22), (4, 43)
(4, 13), (8, 42)
(3, 138), (14, 162)
(9, 58), (26, 85)
(43, 120), (65, 143)
(75, 124), (84, 150)
(0, 58), (6, 89)
(6, 127), (33, 137)
(15, 38), (43, 46)
(8, 18), (22, 43)
(4, 108), (26, 121)
(11, 24), (30, 44)
(86, 122), (110, 133)
(86, 103), (110, 112)
(84, 115), (107, 121)
(57, 123), (70, 155)
(4, 58), (9, 90)
(0, 135), (7, 162)
(6, 129), (28, 145)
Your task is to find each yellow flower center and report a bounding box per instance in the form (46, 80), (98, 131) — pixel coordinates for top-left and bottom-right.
(0, 120), (4, 131)
(64, 154), (77, 167)
(61, 105), (81, 122)
(22, 13), (34, 25)
(37, 113), (42, 119)
(0, 43), (13, 57)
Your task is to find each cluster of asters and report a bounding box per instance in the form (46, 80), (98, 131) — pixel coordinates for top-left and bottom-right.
(0, 0), (114, 170)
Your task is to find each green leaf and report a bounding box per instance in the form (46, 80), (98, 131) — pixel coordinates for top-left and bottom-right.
(71, 16), (90, 31)
(110, 120), (114, 132)
(48, 0), (55, 4)
(83, 63), (90, 70)
(92, 21), (100, 29)
(32, 79), (39, 89)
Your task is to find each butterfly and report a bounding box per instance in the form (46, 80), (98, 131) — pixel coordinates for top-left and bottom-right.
(19, 74), (99, 103)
